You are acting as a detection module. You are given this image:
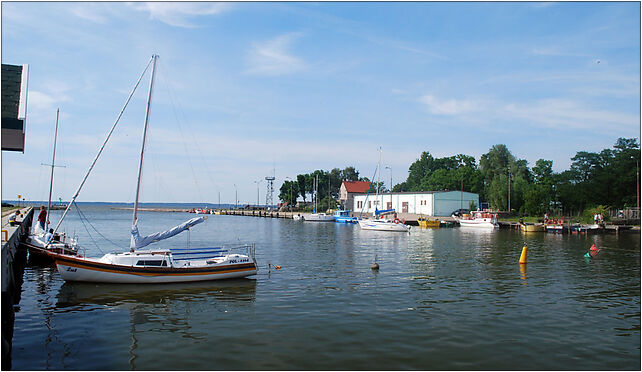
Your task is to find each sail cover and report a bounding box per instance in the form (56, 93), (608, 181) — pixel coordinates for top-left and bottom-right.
(374, 208), (395, 216)
(130, 216), (206, 249)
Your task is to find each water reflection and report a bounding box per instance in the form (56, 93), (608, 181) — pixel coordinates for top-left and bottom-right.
(56, 279), (257, 308)
(55, 279), (257, 369)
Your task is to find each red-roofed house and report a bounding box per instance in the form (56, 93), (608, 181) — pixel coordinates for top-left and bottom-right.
(339, 181), (371, 210)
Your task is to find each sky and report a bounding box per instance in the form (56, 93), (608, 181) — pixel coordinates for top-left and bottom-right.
(1, 1), (640, 204)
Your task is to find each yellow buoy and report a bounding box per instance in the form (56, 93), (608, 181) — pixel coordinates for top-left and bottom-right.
(519, 244), (527, 264)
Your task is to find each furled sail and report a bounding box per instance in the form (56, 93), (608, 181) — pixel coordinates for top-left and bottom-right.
(130, 216), (207, 249)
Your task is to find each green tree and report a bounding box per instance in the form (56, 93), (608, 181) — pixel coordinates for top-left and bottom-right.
(278, 180), (299, 206)
(340, 166), (360, 181)
(297, 174), (308, 203)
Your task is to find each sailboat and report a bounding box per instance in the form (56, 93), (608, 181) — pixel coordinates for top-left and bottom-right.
(51, 55), (258, 283)
(357, 148), (410, 232)
(22, 108), (78, 260)
(305, 174), (334, 222)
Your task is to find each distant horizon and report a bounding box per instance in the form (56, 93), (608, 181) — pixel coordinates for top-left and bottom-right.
(2, 200), (271, 207)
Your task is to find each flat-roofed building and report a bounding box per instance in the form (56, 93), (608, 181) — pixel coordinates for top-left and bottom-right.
(353, 190), (479, 217)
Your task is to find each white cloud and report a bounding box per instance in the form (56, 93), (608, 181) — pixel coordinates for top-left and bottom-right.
(128, 2), (230, 28)
(418, 93), (639, 136)
(502, 98), (639, 133)
(245, 33), (306, 76)
(71, 4), (109, 23)
(26, 90), (72, 124)
(419, 94), (480, 115)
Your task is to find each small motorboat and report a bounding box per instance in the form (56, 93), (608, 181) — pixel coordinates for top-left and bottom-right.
(334, 210), (357, 223)
(417, 217), (440, 228)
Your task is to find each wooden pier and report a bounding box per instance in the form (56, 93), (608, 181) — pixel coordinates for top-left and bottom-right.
(1, 207), (33, 370)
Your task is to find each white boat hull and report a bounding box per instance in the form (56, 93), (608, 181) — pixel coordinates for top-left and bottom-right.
(53, 248), (258, 284)
(457, 219), (498, 229)
(305, 213), (334, 222)
(358, 219), (409, 232)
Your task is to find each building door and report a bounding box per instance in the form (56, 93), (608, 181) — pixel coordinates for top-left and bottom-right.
(402, 202), (408, 213)
(387, 202), (392, 210)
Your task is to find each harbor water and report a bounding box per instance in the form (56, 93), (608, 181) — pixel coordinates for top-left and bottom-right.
(11, 205), (641, 370)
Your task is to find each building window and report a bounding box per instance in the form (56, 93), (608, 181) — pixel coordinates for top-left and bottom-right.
(402, 202), (409, 213)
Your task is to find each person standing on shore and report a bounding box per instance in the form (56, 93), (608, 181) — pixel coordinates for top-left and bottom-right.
(37, 206), (47, 231)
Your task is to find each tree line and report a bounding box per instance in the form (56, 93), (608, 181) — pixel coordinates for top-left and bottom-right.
(279, 137), (640, 216)
(279, 166), (371, 211)
(393, 137), (640, 216)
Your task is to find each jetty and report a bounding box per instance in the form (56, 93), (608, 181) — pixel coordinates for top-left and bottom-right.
(1, 207), (33, 370)
(110, 207), (638, 231)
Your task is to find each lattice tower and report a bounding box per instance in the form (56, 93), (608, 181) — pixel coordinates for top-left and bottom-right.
(265, 176), (275, 207)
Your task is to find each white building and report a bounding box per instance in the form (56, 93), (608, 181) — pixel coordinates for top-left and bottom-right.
(352, 191), (479, 216)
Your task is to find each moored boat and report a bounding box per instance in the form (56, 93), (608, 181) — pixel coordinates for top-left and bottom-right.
(545, 223), (564, 233)
(306, 212), (335, 222)
(334, 210), (357, 223)
(570, 224), (600, 233)
(50, 55), (258, 284)
(358, 217), (409, 232)
(418, 217), (440, 228)
(358, 209), (410, 232)
(520, 223), (546, 232)
(25, 109), (79, 262)
(53, 244), (257, 284)
(454, 211), (498, 229)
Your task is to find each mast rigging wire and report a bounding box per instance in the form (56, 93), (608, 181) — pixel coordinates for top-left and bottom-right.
(51, 56), (155, 237)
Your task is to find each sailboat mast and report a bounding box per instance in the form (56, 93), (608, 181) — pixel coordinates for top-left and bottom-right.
(377, 146), (382, 213)
(46, 108), (60, 230)
(133, 54), (158, 226)
(51, 56), (154, 237)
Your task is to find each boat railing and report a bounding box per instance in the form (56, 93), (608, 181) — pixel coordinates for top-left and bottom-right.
(170, 243), (256, 262)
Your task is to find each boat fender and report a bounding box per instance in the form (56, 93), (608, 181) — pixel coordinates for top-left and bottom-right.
(402, 218), (406, 224)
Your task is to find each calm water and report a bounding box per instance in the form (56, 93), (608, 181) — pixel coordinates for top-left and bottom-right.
(11, 206), (641, 370)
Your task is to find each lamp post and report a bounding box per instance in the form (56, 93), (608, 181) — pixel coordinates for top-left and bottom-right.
(507, 171), (511, 213)
(385, 165), (392, 210)
(254, 179), (262, 208)
(233, 184), (238, 210)
(633, 156), (639, 215)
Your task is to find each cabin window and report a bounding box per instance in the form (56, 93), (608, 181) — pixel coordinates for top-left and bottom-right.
(136, 260), (167, 266)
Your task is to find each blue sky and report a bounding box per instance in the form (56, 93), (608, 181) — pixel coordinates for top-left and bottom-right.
(2, 1), (640, 204)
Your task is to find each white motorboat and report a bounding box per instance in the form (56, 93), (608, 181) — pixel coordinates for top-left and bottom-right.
(305, 213), (334, 222)
(51, 55), (258, 283)
(453, 210), (498, 229)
